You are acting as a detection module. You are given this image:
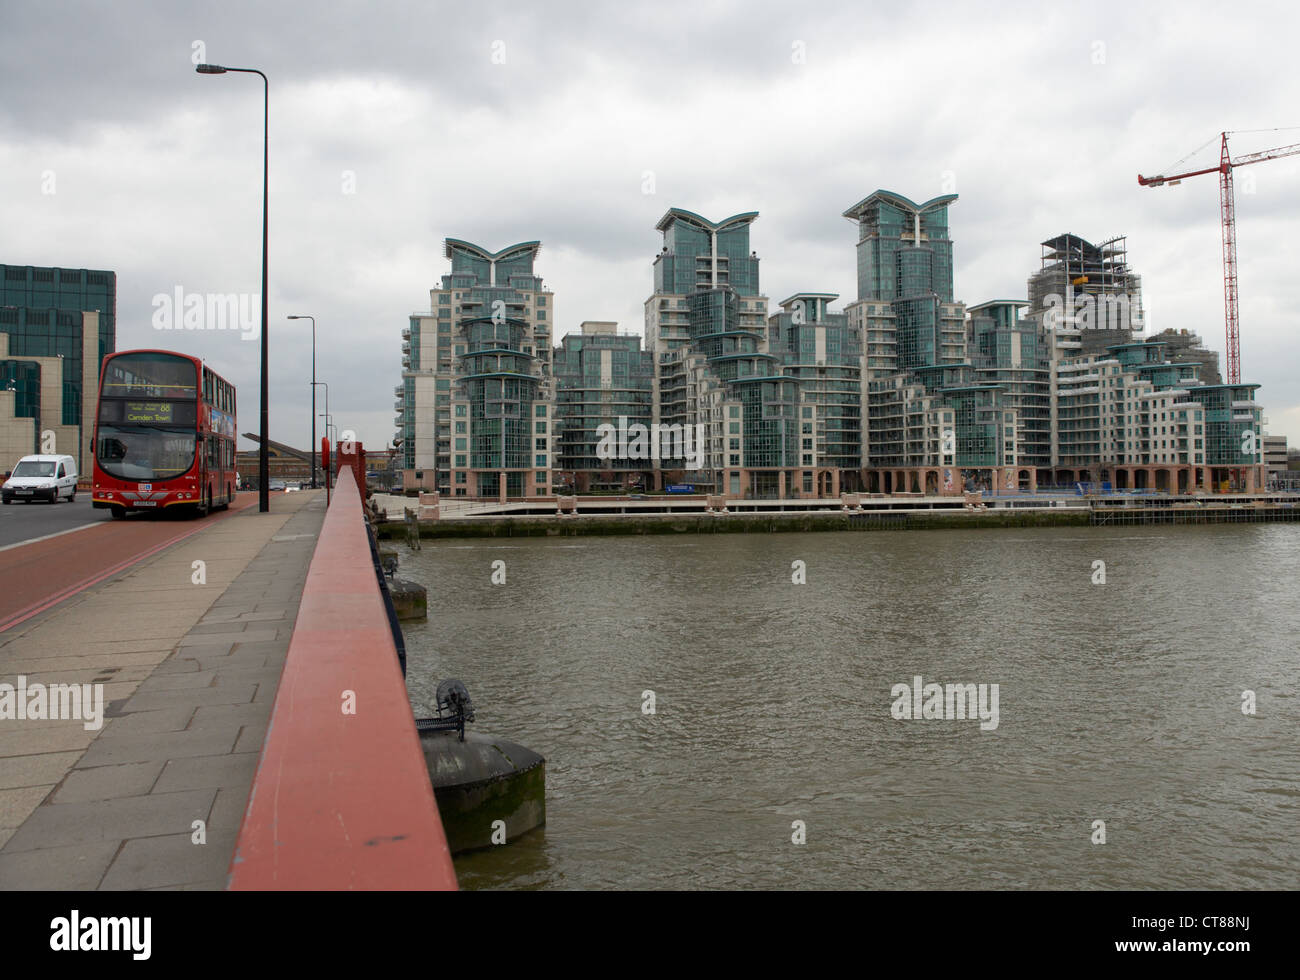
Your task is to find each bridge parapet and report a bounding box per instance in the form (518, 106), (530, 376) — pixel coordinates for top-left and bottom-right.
(228, 467), (457, 890)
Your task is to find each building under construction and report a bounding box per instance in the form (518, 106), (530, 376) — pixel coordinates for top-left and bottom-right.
(1143, 327), (1222, 386)
(1027, 234), (1143, 354)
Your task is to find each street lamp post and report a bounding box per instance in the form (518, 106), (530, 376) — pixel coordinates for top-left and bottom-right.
(197, 62), (270, 513)
(316, 383), (329, 442)
(312, 380), (328, 487)
(287, 315), (317, 487)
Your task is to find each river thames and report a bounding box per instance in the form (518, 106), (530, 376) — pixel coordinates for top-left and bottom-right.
(400, 524), (1300, 889)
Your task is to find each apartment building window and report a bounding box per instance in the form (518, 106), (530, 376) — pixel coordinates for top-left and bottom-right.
(456, 405), (467, 417)
(456, 422), (466, 434)
(439, 295), (450, 305)
(535, 454), (547, 467)
(730, 454), (740, 466)
(535, 404), (547, 417)
(455, 455), (466, 467)
(456, 472), (466, 482)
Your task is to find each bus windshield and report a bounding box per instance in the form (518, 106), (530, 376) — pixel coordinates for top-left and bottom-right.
(96, 425), (196, 481)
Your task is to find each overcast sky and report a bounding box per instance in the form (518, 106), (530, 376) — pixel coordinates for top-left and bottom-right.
(3, 0), (1299, 451)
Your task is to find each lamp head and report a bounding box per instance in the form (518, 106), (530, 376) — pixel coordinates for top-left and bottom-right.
(196, 64), (227, 74)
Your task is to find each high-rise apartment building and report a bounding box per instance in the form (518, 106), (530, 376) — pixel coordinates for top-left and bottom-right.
(553, 321), (654, 492)
(644, 209), (802, 497)
(394, 195), (1269, 499)
(967, 300), (1052, 471)
(766, 293), (863, 495)
(400, 240), (555, 497)
(842, 190), (965, 377)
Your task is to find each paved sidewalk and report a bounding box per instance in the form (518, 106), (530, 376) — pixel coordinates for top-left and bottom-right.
(0, 490), (327, 889)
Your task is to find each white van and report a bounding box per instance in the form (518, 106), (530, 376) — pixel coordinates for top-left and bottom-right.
(1, 454), (79, 504)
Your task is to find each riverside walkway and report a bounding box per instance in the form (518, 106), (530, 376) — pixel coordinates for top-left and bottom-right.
(0, 470), (455, 890)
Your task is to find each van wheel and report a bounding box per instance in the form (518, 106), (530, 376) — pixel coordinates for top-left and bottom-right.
(69, 489), (76, 503)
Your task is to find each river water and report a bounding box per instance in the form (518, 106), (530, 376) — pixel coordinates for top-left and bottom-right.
(398, 524), (1300, 890)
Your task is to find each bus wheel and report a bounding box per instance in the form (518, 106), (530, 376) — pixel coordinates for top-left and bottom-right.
(110, 506), (125, 520)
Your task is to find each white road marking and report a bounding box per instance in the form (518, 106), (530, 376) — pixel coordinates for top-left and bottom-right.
(0, 521), (102, 554)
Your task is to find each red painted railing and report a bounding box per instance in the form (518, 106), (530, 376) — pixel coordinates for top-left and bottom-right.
(228, 467), (457, 890)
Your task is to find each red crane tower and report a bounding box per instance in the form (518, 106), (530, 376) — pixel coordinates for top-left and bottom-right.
(1138, 130), (1300, 384)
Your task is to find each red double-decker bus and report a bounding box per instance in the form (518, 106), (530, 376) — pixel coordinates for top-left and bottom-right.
(91, 349), (237, 518)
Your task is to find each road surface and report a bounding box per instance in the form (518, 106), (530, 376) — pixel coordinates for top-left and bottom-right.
(0, 492), (258, 632)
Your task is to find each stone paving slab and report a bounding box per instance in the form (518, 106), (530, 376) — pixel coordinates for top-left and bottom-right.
(0, 491), (327, 889)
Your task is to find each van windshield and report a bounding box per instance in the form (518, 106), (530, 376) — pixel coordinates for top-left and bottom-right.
(11, 461), (56, 478)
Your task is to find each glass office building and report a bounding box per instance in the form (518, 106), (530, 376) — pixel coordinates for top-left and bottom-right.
(0, 263), (116, 471)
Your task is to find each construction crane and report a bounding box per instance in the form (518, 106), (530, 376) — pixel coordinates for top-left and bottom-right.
(1138, 130), (1300, 384)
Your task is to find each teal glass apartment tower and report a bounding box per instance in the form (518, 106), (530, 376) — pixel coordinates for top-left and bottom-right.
(840, 192), (1022, 492)
(0, 263), (116, 473)
(967, 300), (1051, 471)
(766, 293), (863, 495)
(553, 322), (654, 492)
(399, 240), (555, 497)
(645, 209), (804, 497)
(842, 190), (964, 374)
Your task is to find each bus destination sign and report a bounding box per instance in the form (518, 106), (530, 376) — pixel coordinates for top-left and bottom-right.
(124, 401), (175, 424)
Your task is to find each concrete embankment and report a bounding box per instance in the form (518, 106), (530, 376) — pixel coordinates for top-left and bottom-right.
(376, 508), (1092, 539)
